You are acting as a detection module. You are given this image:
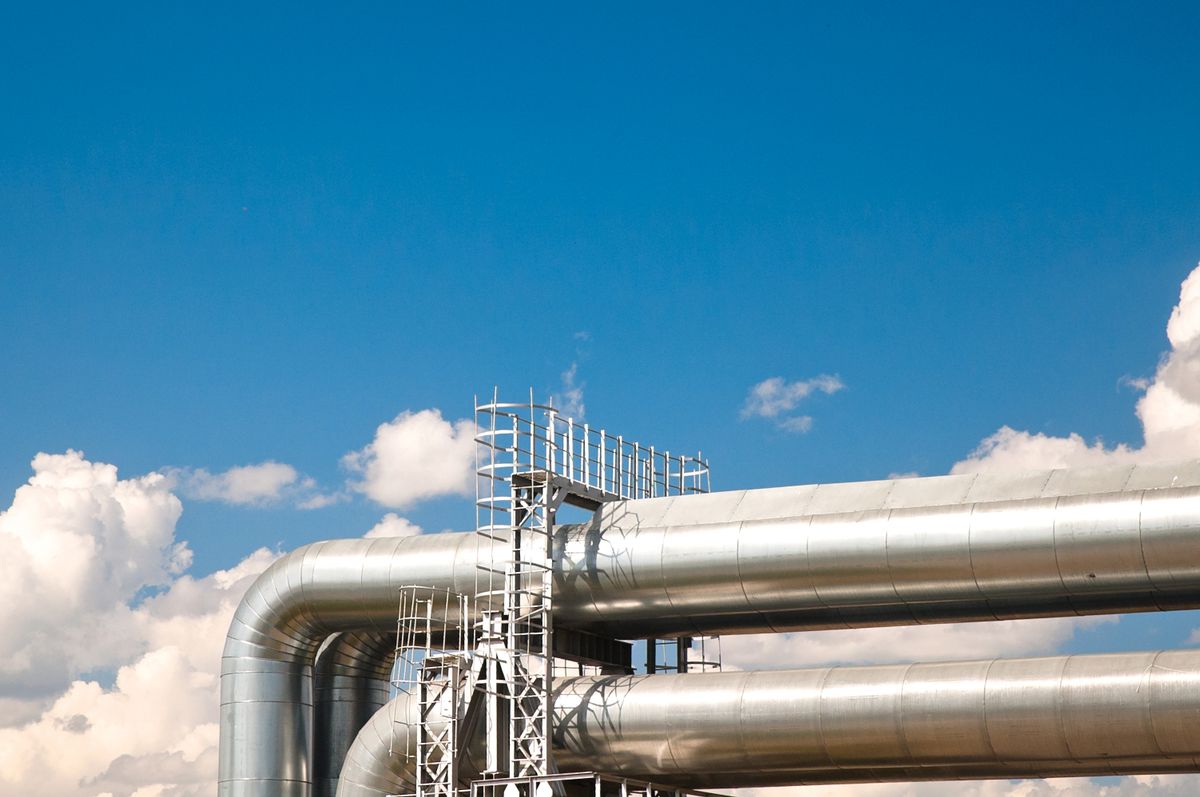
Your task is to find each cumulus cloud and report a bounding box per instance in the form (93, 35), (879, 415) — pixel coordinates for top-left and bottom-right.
(342, 409), (476, 508)
(0, 451), (188, 717)
(0, 450), (276, 797)
(363, 513), (424, 538)
(953, 264), (1200, 473)
(741, 374), (845, 433)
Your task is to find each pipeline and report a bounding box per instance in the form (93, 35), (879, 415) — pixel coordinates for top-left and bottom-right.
(337, 649), (1200, 796)
(219, 460), (1200, 796)
(313, 632), (395, 797)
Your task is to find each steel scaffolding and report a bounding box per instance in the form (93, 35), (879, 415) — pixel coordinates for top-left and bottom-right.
(471, 389), (710, 796)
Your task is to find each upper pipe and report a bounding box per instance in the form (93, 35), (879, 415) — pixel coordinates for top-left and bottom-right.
(559, 459), (1200, 635)
(221, 459), (1200, 796)
(338, 648), (1200, 795)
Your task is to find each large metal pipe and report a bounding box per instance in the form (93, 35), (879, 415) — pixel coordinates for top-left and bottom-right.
(313, 632), (395, 797)
(338, 649), (1200, 795)
(220, 460), (1200, 796)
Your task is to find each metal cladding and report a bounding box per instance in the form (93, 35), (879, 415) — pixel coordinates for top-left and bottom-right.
(335, 697), (415, 797)
(219, 460), (1200, 796)
(338, 648), (1200, 794)
(559, 460), (1200, 635)
(312, 632), (395, 797)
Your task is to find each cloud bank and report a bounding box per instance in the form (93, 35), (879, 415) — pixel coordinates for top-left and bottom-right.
(0, 451), (276, 796)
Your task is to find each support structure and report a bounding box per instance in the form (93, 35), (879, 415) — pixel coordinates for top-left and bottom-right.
(391, 587), (471, 797)
(471, 390), (710, 796)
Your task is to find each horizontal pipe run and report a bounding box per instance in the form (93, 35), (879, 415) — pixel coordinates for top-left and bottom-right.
(338, 648), (1200, 795)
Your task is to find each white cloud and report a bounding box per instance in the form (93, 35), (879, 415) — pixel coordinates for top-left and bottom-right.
(342, 409), (476, 509)
(741, 375), (845, 433)
(295, 490), (348, 510)
(364, 513), (424, 538)
(777, 415), (814, 433)
(167, 461), (301, 506)
(0, 451), (188, 718)
(953, 263), (1200, 473)
(552, 363), (586, 420)
(0, 450), (277, 797)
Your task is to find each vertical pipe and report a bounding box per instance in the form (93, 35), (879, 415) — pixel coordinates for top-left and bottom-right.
(313, 631), (396, 797)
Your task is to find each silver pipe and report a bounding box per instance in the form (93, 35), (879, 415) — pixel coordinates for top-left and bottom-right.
(221, 460), (1200, 796)
(220, 536), (481, 797)
(334, 695), (413, 797)
(338, 648), (1200, 794)
(313, 631), (396, 797)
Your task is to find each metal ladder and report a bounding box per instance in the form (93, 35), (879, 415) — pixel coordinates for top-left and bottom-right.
(391, 586), (471, 797)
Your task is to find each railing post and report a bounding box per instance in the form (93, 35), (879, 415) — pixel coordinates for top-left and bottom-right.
(649, 447), (657, 498)
(567, 420), (575, 482)
(617, 436), (624, 498)
(599, 430), (607, 494)
(583, 423), (590, 487)
(633, 442), (640, 498)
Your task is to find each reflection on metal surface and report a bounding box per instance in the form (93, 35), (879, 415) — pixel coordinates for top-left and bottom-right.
(339, 649), (1200, 795)
(219, 459), (1200, 796)
(314, 632), (396, 797)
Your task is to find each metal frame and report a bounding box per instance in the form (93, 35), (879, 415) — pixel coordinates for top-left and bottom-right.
(469, 771), (729, 797)
(645, 635), (722, 674)
(472, 389), (712, 795)
(390, 586), (472, 797)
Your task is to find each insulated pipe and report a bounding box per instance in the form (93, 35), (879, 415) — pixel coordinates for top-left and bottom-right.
(220, 460), (1200, 796)
(313, 632), (396, 797)
(334, 695), (415, 797)
(220, 535), (483, 797)
(337, 649), (1200, 795)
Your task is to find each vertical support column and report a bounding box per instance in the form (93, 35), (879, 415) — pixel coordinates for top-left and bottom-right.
(676, 638), (690, 674)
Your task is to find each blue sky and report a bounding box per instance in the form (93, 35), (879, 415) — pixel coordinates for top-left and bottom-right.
(4, 0), (1200, 684)
(3, 4), (1200, 795)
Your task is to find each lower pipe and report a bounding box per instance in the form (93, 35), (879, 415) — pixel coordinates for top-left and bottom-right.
(337, 648), (1200, 795)
(313, 632), (396, 797)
